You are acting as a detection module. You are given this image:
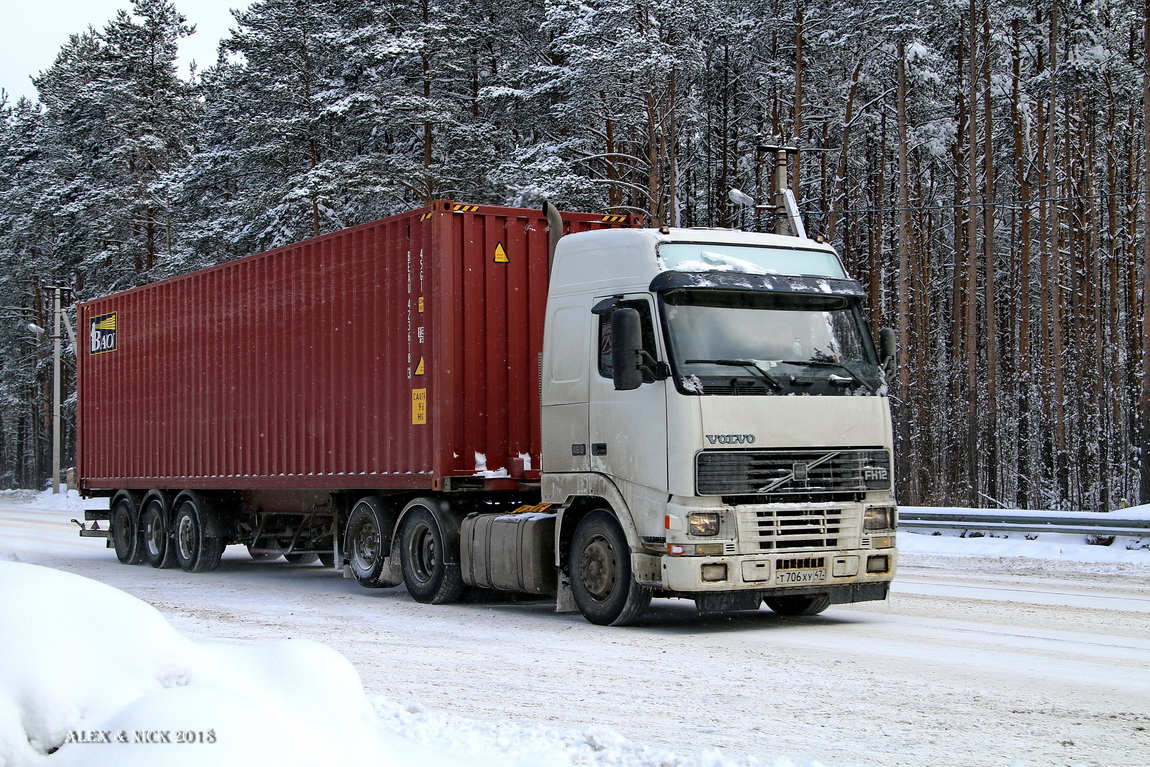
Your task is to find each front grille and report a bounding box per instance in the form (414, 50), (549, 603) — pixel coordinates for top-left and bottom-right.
(741, 508), (844, 551)
(701, 380), (771, 395)
(777, 556), (826, 570)
(696, 448), (891, 498)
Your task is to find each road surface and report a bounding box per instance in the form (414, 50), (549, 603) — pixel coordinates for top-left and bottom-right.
(2, 495), (1148, 766)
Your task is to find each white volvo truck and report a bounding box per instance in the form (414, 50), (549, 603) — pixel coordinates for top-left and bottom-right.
(539, 217), (897, 625)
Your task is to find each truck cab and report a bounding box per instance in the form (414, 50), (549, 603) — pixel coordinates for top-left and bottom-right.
(541, 227), (897, 625)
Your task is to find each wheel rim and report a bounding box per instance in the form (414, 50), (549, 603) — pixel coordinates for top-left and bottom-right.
(579, 533), (617, 602)
(351, 517), (378, 570)
(144, 507), (163, 558)
(113, 505), (133, 554)
(407, 520), (436, 584)
(176, 509), (195, 562)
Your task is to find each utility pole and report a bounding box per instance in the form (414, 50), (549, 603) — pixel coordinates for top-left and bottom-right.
(44, 286), (76, 494)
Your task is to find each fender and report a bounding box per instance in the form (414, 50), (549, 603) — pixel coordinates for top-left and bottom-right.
(397, 496), (464, 565)
(171, 491), (229, 539)
(543, 472), (640, 561)
(141, 489), (175, 528)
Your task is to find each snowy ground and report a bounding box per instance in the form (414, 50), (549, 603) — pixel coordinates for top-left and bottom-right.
(2, 490), (1149, 767)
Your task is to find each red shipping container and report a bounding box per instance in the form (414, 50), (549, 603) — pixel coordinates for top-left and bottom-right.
(77, 201), (631, 494)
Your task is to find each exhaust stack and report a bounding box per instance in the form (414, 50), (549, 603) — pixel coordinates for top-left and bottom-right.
(543, 201), (563, 270)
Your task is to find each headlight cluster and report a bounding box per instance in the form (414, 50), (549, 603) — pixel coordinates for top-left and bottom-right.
(687, 512), (720, 536)
(864, 506), (897, 530)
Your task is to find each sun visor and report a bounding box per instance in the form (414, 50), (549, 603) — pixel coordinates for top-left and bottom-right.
(649, 271), (866, 297)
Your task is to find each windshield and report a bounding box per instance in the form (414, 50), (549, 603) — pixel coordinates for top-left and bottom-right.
(662, 289), (881, 396)
(658, 243), (846, 279)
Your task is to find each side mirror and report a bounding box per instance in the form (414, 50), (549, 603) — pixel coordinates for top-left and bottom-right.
(879, 328), (897, 379)
(610, 308), (644, 391)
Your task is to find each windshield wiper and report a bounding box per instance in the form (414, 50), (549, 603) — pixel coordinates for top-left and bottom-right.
(781, 359), (877, 393)
(684, 359), (785, 391)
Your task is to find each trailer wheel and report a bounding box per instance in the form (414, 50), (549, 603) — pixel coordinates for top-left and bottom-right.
(141, 498), (177, 569)
(246, 546), (280, 561)
(173, 496), (224, 573)
(400, 502), (463, 604)
(318, 552), (336, 568)
(764, 595), (831, 616)
(345, 497), (398, 587)
(111, 497), (143, 565)
(284, 553), (319, 565)
(570, 511), (651, 626)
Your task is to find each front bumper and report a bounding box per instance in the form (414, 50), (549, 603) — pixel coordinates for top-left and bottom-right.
(657, 546), (897, 596)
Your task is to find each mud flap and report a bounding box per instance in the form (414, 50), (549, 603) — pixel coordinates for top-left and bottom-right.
(555, 578), (577, 613)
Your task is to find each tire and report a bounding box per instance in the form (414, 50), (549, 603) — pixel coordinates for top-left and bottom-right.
(247, 546), (280, 561)
(318, 552), (336, 568)
(140, 498), (177, 569)
(570, 511), (651, 626)
(764, 595), (831, 616)
(345, 497), (400, 588)
(111, 497), (143, 565)
(284, 552), (319, 565)
(399, 501), (464, 604)
(172, 495), (225, 573)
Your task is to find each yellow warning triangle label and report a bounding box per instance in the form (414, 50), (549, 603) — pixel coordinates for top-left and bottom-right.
(414, 357), (425, 376)
(494, 242), (509, 263)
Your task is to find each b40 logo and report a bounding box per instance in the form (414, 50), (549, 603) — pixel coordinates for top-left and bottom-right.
(89, 312), (118, 355)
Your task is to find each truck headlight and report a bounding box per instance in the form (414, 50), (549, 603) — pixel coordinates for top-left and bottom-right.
(864, 506), (896, 530)
(688, 512), (720, 536)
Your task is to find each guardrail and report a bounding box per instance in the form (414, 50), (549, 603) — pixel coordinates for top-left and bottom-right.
(898, 507), (1150, 538)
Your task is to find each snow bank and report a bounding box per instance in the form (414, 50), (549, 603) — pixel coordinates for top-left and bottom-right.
(0, 560), (821, 767)
(900, 529), (1150, 571)
(0, 560), (397, 767)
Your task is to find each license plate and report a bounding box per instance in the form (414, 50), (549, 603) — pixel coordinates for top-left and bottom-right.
(775, 568), (826, 585)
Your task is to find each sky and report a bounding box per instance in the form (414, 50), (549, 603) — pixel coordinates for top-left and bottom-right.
(1, 0), (253, 105)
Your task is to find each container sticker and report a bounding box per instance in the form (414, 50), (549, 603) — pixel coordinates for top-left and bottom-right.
(494, 242), (509, 264)
(89, 312), (118, 355)
(418, 296), (425, 313)
(412, 389), (427, 424)
(414, 357), (425, 376)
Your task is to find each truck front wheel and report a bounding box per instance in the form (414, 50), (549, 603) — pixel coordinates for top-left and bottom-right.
(399, 502), (463, 604)
(173, 496), (224, 573)
(570, 511), (651, 626)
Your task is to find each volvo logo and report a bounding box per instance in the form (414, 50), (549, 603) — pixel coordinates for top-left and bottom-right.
(705, 434), (757, 445)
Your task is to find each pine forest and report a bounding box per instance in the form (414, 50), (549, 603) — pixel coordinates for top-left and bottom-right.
(1, 0), (1149, 512)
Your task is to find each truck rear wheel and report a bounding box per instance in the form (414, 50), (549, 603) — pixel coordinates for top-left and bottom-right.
(570, 511), (651, 626)
(140, 498), (177, 569)
(764, 595), (831, 616)
(111, 497), (143, 565)
(400, 501), (463, 604)
(173, 495), (224, 573)
(346, 496), (401, 587)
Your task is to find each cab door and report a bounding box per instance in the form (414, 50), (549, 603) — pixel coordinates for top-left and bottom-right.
(588, 295), (669, 495)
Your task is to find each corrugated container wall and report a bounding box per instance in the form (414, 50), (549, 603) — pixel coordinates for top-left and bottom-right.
(77, 201), (631, 492)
